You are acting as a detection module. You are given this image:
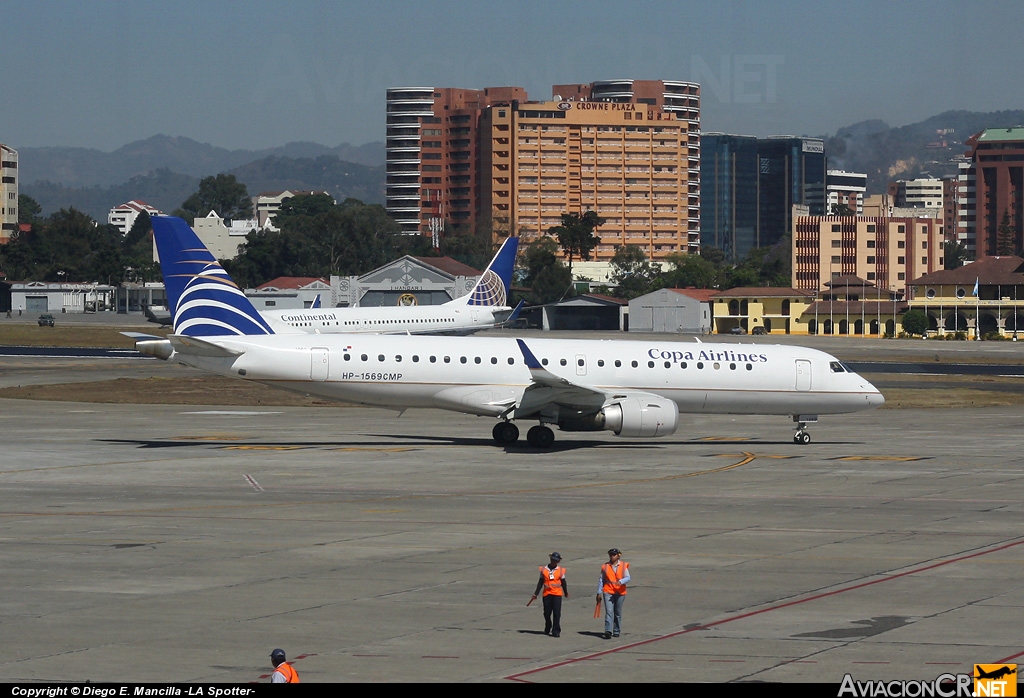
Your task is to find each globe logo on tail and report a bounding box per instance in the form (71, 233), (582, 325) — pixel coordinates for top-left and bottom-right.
(466, 269), (506, 307)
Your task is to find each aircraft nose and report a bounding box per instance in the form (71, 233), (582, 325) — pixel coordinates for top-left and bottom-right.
(865, 385), (885, 408)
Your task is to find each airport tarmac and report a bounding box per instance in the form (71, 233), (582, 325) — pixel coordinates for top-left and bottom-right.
(2, 362), (1023, 683)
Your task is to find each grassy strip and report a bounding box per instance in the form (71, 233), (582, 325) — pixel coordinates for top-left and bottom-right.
(0, 325), (168, 348)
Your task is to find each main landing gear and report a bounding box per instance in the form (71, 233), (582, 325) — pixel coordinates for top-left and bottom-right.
(792, 414), (818, 445)
(492, 421), (555, 449)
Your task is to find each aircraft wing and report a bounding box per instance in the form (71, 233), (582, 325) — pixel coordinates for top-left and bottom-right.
(513, 339), (609, 417)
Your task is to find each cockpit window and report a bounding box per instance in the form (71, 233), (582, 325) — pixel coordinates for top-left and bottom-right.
(829, 361), (847, 373)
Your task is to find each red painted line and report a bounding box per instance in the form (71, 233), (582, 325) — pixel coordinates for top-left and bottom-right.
(422, 655), (459, 659)
(505, 537), (1024, 683)
(995, 650), (1024, 663)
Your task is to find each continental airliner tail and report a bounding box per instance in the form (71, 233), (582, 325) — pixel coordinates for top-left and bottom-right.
(448, 236), (518, 307)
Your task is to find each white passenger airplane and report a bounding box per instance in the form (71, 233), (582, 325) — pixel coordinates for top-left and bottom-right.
(151, 231), (520, 335)
(133, 216), (884, 448)
(257, 235), (520, 335)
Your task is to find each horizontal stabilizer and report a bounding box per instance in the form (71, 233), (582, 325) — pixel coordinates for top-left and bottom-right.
(121, 331), (163, 342)
(169, 334), (245, 358)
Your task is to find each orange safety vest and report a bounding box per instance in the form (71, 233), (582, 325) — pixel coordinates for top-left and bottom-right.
(273, 662), (300, 683)
(539, 565), (566, 596)
(601, 561), (629, 595)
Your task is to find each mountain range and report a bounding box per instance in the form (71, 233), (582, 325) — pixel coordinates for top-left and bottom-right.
(20, 136), (386, 220)
(16, 108), (1024, 222)
(824, 109), (1024, 192)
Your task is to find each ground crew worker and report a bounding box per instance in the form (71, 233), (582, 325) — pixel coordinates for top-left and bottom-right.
(530, 552), (569, 637)
(596, 548), (630, 639)
(270, 648), (300, 683)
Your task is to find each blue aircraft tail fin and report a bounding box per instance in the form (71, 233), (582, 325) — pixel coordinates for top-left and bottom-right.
(151, 215), (274, 337)
(456, 236), (518, 307)
(310, 293), (322, 309)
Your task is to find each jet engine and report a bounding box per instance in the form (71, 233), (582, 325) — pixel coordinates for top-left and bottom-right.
(558, 395), (679, 438)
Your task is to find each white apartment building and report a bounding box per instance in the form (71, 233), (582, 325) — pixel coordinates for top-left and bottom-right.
(1, 144), (18, 242)
(108, 200), (163, 235)
(894, 178), (943, 209)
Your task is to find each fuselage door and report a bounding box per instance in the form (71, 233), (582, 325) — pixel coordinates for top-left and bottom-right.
(575, 354), (587, 376)
(311, 347), (329, 381)
(795, 359), (811, 391)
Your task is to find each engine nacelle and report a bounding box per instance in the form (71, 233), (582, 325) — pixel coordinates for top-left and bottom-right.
(558, 395), (679, 438)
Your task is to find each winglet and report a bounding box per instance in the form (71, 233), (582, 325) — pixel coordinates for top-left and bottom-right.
(151, 215), (275, 338)
(516, 338), (543, 370)
(507, 299), (525, 321)
(453, 236), (519, 307)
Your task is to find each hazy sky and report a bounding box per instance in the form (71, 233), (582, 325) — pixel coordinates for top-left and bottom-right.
(4, 0), (1022, 151)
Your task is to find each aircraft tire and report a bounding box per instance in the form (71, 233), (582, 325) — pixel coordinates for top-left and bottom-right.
(493, 422), (519, 444)
(527, 425), (555, 449)
(795, 431), (811, 445)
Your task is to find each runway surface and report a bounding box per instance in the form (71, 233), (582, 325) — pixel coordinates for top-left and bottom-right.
(2, 380), (1023, 682)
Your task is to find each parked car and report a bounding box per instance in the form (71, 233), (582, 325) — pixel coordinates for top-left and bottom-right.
(729, 326), (746, 335)
(37, 314), (55, 327)
(751, 326), (766, 335)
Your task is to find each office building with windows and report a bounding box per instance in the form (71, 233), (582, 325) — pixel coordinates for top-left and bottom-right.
(385, 80), (700, 262)
(700, 135), (824, 261)
(792, 213), (944, 295)
(959, 128), (1024, 257)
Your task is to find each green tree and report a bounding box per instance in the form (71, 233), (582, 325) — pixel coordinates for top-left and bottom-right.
(662, 251), (721, 289)
(996, 209), (1018, 256)
(121, 211), (161, 282)
(549, 210), (603, 277)
(610, 245), (662, 299)
(943, 240), (970, 270)
(274, 192), (336, 223)
(901, 309), (929, 336)
(175, 174), (253, 223)
(0, 208), (124, 283)
(225, 198), (412, 287)
(520, 236), (572, 304)
(18, 194), (42, 225)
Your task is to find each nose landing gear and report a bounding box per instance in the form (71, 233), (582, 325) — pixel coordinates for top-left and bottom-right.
(792, 414), (817, 445)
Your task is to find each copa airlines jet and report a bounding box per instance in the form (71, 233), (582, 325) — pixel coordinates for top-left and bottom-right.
(258, 235), (520, 335)
(133, 216), (883, 448)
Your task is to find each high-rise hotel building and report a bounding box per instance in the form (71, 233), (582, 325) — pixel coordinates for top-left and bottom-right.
(385, 80), (700, 261)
